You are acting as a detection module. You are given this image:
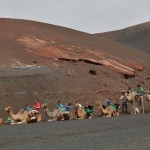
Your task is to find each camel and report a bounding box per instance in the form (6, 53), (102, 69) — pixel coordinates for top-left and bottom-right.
(41, 103), (74, 121)
(0, 117), (3, 125)
(123, 90), (144, 114)
(145, 90), (150, 101)
(4, 106), (42, 124)
(74, 103), (88, 119)
(95, 101), (115, 117)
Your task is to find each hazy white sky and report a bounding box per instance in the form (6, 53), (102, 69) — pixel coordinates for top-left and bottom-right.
(0, 0), (150, 33)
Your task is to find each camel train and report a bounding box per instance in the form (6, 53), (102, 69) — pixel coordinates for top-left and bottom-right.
(41, 103), (74, 121)
(3, 101), (91, 125)
(1, 87), (150, 125)
(41, 102), (90, 121)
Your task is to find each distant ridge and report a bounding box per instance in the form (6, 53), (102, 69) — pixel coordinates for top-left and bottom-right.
(94, 22), (150, 53)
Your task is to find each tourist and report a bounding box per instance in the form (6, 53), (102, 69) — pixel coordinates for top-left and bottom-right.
(137, 84), (144, 96)
(102, 98), (111, 109)
(127, 87), (133, 94)
(24, 104), (34, 118)
(33, 99), (41, 111)
(65, 102), (72, 112)
(30, 100), (41, 119)
(84, 102), (94, 118)
(120, 95), (128, 113)
(56, 101), (65, 112)
(24, 104), (32, 111)
(114, 100), (121, 115)
(75, 101), (82, 109)
(109, 103), (117, 116)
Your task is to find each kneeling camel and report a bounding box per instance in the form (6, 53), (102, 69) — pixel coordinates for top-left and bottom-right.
(5, 106), (42, 124)
(74, 103), (88, 119)
(95, 101), (115, 117)
(41, 103), (75, 121)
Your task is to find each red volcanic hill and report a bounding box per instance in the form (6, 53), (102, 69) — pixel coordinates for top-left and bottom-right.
(0, 18), (150, 119)
(94, 22), (150, 53)
(0, 19), (149, 75)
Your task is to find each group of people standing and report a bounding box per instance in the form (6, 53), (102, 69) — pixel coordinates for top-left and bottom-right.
(101, 84), (146, 114)
(120, 84), (145, 113)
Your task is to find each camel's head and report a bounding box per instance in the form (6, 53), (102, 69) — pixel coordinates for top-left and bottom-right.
(0, 118), (3, 125)
(144, 90), (150, 101)
(144, 90), (149, 94)
(4, 106), (13, 113)
(41, 103), (48, 109)
(95, 101), (102, 106)
(122, 90), (127, 94)
(74, 103), (78, 108)
(74, 101), (80, 109)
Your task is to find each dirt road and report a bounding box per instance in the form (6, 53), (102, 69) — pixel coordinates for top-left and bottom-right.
(0, 114), (150, 150)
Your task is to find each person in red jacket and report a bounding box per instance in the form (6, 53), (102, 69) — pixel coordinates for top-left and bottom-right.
(33, 99), (40, 111)
(30, 99), (41, 119)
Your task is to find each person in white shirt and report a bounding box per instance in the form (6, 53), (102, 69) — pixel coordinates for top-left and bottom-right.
(75, 101), (82, 109)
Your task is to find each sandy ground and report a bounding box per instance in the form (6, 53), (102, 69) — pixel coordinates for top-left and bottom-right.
(0, 114), (150, 150)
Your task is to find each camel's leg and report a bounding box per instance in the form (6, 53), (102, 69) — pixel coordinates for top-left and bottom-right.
(130, 103), (134, 115)
(116, 112), (119, 116)
(113, 110), (116, 116)
(48, 119), (53, 122)
(140, 96), (144, 114)
(69, 112), (76, 120)
(142, 106), (144, 114)
(133, 99), (136, 115)
(147, 95), (150, 101)
(60, 113), (65, 121)
(36, 114), (42, 122)
(105, 111), (112, 117)
(78, 118), (84, 119)
(17, 120), (27, 124)
(48, 118), (56, 121)
(138, 101), (141, 115)
(138, 109), (140, 115)
(73, 111), (78, 120)
(138, 96), (143, 114)
(134, 110), (136, 115)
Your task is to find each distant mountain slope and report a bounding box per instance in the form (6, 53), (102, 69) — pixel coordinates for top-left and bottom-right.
(94, 22), (150, 53)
